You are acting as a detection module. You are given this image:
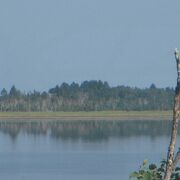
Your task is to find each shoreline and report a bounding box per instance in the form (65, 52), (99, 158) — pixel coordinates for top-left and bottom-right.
(0, 111), (173, 121)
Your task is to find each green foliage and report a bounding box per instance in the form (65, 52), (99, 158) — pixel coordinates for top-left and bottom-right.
(1, 88), (7, 97)
(130, 160), (180, 180)
(0, 81), (175, 112)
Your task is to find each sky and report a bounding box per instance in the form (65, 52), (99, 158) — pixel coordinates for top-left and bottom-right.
(0, 0), (180, 91)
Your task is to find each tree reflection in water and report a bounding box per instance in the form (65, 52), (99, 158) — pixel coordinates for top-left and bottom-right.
(0, 120), (173, 141)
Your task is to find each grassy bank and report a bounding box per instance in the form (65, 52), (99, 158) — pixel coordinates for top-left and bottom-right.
(0, 111), (173, 120)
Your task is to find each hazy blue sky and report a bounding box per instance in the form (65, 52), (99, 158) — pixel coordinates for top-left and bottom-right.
(0, 0), (180, 91)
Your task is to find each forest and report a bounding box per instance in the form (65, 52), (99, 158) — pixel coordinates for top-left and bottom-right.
(0, 80), (174, 112)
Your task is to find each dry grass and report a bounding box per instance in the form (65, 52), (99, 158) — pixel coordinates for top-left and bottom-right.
(0, 111), (173, 120)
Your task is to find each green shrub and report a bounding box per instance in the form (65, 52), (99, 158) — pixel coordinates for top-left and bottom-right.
(130, 159), (180, 180)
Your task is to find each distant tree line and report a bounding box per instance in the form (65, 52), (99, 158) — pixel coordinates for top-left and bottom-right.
(0, 81), (174, 111)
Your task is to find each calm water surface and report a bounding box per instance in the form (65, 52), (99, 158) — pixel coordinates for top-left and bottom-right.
(0, 119), (178, 180)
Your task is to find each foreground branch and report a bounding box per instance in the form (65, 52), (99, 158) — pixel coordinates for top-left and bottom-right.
(164, 49), (180, 180)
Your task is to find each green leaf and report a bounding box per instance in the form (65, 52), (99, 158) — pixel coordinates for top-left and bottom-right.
(143, 172), (152, 180)
(160, 159), (166, 166)
(158, 167), (164, 172)
(149, 164), (157, 170)
(139, 170), (145, 174)
(129, 171), (140, 178)
(155, 173), (162, 179)
(137, 174), (143, 179)
(175, 167), (180, 171)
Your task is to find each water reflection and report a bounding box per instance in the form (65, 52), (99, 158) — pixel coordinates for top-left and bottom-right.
(0, 120), (175, 141)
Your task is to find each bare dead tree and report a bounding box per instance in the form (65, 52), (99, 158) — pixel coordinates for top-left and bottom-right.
(164, 48), (180, 180)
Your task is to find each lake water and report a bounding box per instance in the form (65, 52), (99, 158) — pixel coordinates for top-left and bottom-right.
(0, 119), (179, 180)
